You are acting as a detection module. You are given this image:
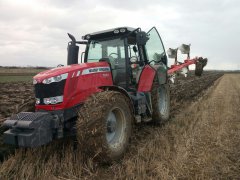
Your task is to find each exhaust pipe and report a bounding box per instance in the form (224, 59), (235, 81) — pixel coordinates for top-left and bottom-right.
(67, 33), (79, 65)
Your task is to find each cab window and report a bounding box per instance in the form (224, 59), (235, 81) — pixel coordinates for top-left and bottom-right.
(145, 27), (166, 65)
(87, 38), (125, 62)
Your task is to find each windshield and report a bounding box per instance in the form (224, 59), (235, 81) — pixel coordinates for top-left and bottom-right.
(87, 38), (125, 62)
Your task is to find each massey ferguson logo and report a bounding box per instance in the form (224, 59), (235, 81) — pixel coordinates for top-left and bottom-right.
(82, 67), (110, 75)
(89, 68), (98, 73)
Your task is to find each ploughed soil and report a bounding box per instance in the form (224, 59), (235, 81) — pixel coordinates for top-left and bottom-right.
(0, 82), (34, 120)
(1, 71), (238, 179)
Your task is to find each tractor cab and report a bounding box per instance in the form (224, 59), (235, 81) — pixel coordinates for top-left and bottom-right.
(68, 27), (168, 89)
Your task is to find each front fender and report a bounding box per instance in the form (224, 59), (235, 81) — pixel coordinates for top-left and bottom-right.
(98, 85), (135, 114)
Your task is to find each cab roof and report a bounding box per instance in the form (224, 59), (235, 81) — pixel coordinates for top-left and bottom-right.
(82, 27), (138, 40)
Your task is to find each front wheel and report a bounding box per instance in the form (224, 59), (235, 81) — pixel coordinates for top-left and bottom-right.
(77, 91), (132, 163)
(151, 77), (170, 125)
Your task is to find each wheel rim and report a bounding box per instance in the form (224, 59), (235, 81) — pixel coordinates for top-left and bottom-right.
(158, 86), (168, 116)
(106, 107), (126, 149)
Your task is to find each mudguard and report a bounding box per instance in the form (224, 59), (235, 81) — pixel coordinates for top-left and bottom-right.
(99, 85), (135, 114)
(137, 63), (168, 92)
(137, 65), (156, 92)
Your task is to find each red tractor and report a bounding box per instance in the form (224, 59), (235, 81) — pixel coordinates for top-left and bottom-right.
(3, 27), (207, 162)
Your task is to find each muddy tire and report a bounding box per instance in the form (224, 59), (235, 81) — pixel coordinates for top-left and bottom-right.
(77, 91), (133, 163)
(151, 77), (170, 125)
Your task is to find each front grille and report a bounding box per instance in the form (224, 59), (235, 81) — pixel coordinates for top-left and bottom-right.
(34, 80), (66, 105)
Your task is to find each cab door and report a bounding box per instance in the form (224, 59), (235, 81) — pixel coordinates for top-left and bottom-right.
(137, 27), (168, 92)
(145, 27), (167, 66)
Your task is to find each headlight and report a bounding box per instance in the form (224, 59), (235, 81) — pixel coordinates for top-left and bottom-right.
(33, 79), (37, 85)
(36, 98), (40, 105)
(114, 29), (119, 34)
(85, 34), (91, 40)
(44, 98), (51, 105)
(120, 28), (126, 33)
(114, 28), (126, 34)
(42, 73), (68, 84)
(43, 95), (63, 105)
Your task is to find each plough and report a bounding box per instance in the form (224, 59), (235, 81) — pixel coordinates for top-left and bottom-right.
(167, 44), (208, 82)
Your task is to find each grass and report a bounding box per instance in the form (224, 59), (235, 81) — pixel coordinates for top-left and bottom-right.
(0, 67), (48, 83)
(0, 67), (46, 74)
(0, 75), (33, 83)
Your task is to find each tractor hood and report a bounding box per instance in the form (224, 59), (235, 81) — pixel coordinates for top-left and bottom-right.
(33, 62), (110, 83)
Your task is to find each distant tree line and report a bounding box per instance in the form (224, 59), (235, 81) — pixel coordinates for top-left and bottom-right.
(0, 66), (50, 69)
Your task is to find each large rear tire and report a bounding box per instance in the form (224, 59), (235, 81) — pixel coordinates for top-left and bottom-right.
(151, 77), (170, 125)
(77, 91), (133, 163)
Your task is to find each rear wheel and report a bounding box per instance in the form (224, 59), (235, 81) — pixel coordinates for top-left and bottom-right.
(151, 77), (170, 124)
(77, 91), (132, 163)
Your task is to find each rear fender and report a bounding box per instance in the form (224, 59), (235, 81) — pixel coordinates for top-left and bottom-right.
(137, 65), (156, 92)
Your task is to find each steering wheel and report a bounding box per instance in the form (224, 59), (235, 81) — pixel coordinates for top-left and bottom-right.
(108, 53), (118, 59)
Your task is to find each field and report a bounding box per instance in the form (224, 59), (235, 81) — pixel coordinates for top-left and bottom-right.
(0, 69), (239, 179)
(0, 67), (46, 83)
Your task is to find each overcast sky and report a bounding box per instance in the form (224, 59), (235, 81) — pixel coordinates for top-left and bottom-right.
(0, 0), (239, 70)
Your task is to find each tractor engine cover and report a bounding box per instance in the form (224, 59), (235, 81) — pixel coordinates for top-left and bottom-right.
(3, 112), (54, 147)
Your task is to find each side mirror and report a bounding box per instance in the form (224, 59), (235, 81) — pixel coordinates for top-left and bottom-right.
(136, 31), (149, 46)
(133, 45), (138, 53)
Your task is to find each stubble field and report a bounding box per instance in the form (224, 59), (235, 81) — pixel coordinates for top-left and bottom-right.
(0, 69), (239, 179)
